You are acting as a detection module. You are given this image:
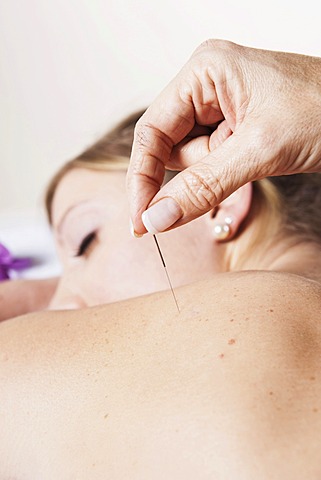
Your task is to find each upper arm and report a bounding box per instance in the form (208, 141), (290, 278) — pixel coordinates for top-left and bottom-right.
(0, 277), (58, 322)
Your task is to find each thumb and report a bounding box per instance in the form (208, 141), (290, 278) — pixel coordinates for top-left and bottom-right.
(141, 125), (266, 234)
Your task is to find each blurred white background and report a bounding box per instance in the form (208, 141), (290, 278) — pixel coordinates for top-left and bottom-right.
(0, 0), (320, 277)
(1, 0), (321, 214)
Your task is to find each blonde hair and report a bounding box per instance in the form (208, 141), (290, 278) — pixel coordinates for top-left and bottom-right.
(45, 109), (321, 248)
(45, 109), (146, 223)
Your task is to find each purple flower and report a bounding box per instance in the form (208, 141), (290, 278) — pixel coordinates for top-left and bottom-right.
(0, 243), (32, 281)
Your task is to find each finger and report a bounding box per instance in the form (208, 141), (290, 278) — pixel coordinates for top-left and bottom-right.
(168, 135), (211, 171)
(126, 62), (225, 234)
(185, 123), (215, 138)
(140, 124), (264, 234)
(126, 92), (196, 234)
(209, 119), (233, 149)
(167, 120), (232, 170)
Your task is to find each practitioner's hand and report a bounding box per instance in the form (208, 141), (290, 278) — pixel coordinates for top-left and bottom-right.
(126, 39), (321, 235)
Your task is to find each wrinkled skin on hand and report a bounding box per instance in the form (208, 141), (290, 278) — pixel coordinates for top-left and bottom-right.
(126, 39), (321, 235)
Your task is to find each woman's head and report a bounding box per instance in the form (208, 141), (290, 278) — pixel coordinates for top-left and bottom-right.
(46, 109), (221, 308)
(45, 109), (321, 309)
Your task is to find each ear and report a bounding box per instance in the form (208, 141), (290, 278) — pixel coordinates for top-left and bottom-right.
(209, 182), (253, 241)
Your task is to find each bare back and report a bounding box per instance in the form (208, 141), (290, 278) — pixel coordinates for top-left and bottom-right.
(1, 271), (321, 479)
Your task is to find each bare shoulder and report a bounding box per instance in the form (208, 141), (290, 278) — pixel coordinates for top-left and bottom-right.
(180, 269), (321, 327)
(1, 270), (320, 391)
(0, 271), (321, 479)
(212, 269), (320, 318)
(1, 270), (320, 393)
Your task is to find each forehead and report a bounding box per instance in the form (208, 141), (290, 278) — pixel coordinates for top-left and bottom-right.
(51, 167), (127, 228)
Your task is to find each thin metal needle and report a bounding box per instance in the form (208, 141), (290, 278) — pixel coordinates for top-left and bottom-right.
(153, 234), (180, 313)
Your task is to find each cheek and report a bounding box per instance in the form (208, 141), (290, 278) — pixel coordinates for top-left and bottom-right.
(82, 252), (120, 304)
(78, 241), (147, 304)
(66, 235), (180, 306)
(90, 237), (168, 301)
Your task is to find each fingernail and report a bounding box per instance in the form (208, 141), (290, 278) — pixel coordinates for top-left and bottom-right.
(129, 219), (143, 238)
(141, 197), (182, 234)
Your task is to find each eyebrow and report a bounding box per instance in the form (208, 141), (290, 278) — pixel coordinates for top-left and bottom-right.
(55, 200), (92, 236)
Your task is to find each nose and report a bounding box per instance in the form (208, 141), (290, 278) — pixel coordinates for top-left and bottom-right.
(49, 300), (85, 311)
(49, 294), (87, 311)
(48, 278), (87, 311)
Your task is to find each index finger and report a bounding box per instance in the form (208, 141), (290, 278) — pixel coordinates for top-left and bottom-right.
(126, 84), (195, 235)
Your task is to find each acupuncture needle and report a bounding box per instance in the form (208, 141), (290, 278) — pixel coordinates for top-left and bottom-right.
(153, 234), (180, 313)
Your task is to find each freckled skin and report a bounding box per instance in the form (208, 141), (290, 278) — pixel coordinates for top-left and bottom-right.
(0, 271), (321, 479)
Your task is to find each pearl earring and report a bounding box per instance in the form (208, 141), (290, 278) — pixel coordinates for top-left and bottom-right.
(213, 217), (233, 241)
(213, 223), (230, 240)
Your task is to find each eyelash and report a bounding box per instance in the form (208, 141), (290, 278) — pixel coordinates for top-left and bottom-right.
(75, 231), (97, 257)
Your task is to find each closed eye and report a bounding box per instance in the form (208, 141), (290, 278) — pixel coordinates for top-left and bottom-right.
(75, 231), (97, 257)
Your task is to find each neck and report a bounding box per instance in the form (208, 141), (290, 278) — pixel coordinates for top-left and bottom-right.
(226, 225), (321, 284)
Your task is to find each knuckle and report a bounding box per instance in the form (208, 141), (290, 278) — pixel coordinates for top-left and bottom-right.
(249, 123), (278, 154)
(182, 167), (224, 211)
(243, 123), (282, 177)
(134, 122), (172, 155)
(134, 122), (151, 151)
(194, 38), (238, 56)
(192, 40), (242, 79)
(195, 38), (217, 53)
